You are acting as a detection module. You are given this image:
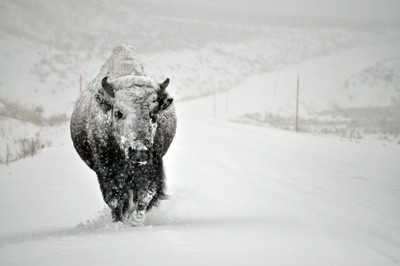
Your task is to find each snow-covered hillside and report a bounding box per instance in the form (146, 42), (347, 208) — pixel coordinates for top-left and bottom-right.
(1, 0), (400, 115)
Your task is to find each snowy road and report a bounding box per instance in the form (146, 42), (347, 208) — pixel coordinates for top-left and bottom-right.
(1, 0), (400, 263)
(1, 93), (400, 265)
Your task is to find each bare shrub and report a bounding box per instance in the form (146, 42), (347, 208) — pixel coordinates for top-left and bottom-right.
(0, 96), (69, 126)
(0, 145), (13, 165)
(17, 137), (44, 160)
(0, 97), (45, 125)
(0, 97), (69, 164)
(48, 113), (69, 126)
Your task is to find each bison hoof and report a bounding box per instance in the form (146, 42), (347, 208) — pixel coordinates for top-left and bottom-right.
(123, 210), (146, 226)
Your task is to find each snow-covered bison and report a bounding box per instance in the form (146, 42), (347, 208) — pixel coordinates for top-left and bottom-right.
(70, 44), (176, 225)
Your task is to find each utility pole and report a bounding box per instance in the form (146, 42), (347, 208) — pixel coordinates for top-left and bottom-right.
(296, 75), (299, 133)
(213, 89), (217, 119)
(80, 74), (82, 94)
(226, 91), (229, 114)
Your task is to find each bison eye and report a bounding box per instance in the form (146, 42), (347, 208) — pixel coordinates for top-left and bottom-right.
(114, 110), (124, 120)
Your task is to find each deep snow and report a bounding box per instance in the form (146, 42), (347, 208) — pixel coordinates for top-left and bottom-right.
(1, 91), (400, 265)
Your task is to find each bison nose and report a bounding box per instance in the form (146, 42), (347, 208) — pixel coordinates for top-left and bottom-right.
(128, 148), (149, 164)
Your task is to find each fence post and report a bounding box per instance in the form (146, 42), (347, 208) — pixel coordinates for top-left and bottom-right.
(296, 75), (299, 133)
(226, 91), (229, 114)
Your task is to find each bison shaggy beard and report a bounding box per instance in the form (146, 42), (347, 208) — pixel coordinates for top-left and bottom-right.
(96, 143), (167, 225)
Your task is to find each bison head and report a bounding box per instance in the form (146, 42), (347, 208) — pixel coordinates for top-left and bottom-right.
(98, 75), (172, 164)
(95, 75), (172, 225)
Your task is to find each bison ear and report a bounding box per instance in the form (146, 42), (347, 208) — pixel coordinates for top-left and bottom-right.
(102, 76), (115, 98)
(158, 78), (172, 110)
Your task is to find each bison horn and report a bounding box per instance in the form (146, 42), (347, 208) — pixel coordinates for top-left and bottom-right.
(159, 78), (170, 92)
(101, 76), (115, 98)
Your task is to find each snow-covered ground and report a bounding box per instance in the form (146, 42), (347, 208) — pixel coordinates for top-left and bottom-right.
(1, 0), (400, 264)
(1, 85), (400, 265)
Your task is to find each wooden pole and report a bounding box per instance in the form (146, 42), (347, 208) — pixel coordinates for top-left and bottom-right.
(296, 75), (299, 133)
(213, 89), (217, 119)
(226, 91), (229, 114)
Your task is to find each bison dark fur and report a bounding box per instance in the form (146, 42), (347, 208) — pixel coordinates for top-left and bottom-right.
(70, 44), (176, 225)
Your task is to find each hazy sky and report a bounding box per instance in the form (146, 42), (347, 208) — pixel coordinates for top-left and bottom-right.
(253, 0), (400, 21)
(171, 0), (400, 22)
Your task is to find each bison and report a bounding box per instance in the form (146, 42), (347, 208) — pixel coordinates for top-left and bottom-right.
(70, 44), (176, 225)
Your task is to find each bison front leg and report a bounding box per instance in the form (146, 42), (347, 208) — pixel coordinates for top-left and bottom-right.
(105, 192), (130, 223)
(97, 177), (129, 223)
(124, 187), (157, 226)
